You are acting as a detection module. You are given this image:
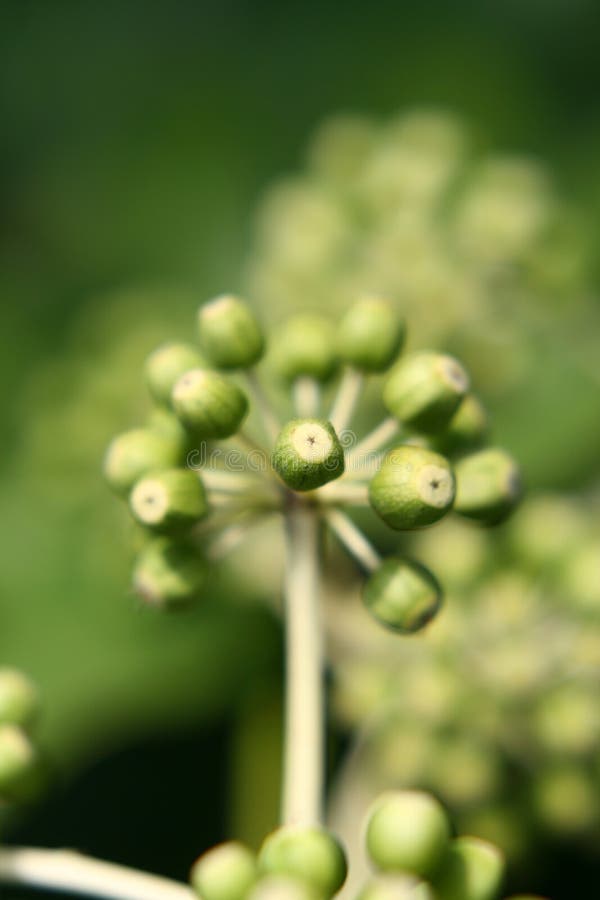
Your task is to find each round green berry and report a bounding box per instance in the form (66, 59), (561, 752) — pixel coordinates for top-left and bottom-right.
(454, 448), (522, 524)
(365, 790), (451, 877)
(172, 369), (248, 439)
(130, 469), (208, 533)
(271, 315), (338, 383)
(337, 296), (405, 372)
(369, 445), (455, 529)
(433, 837), (504, 900)
(258, 825), (347, 897)
(357, 874), (435, 900)
(432, 394), (489, 455)
(104, 428), (183, 496)
(363, 558), (442, 634)
(383, 352), (469, 433)
(145, 342), (205, 405)
(198, 294), (265, 369)
(272, 419), (345, 492)
(132, 537), (207, 608)
(190, 841), (258, 900)
(0, 669), (40, 729)
(0, 724), (39, 801)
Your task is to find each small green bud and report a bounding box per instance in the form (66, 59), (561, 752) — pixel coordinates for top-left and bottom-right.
(103, 429), (183, 496)
(271, 315), (338, 383)
(337, 296), (405, 372)
(369, 445), (455, 529)
(357, 874), (435, 900)
(248, 875), (320, 900)
(172, 369), (248, 438)
(433, 837), (505, 900)
(147, 407), (194, 453)
(365, 790), (451, 877)
(454, 448), (522, 524)
(0, 724), (39, 801)
(130, 469), (208, 533)
(145, 342), (205, 405)
(258, 825), (347, 897)
(432, 395), (489, 455)
(132, 537), (207, 608)
(0, 669), (40, 729)
(190, 841), (258, 900)
(383, 352), (469, 433)
(363, 558), (442, 633)
(198, 294), (265, 369)
(272, 419), (344, 491)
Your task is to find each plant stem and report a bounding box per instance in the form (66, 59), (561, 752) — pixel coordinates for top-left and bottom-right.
(329, 369), (364, 434)
(282, 501), (324, 826)
(325, 509), (381, 573)
(0, 847), (194, 900)
(345, 416), (399, 470)
(245, 369), (281, 443)
(317, 482), (369, 507)
(293, 377), (320, 417)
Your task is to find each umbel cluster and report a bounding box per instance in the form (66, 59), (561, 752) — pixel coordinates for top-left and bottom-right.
(104, 294), (521, 634)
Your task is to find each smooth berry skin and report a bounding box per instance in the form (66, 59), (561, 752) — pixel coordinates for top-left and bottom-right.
(337, 296), (405, 373)
(365, 791), (451, 878)
(258, 825), (347, 898)
(190, 841), (258, 900)
(433, 836), (505, 900)
(369, 445), (455, 530)
(383, 352), (469, 434)
(363, 558), (442, 634)
(171, 369), (248, 439)
(0, 669), (40, 729)
(454, 448), (521, 524)
(198, 295), (265, 369)
(145, 342), (205, 406)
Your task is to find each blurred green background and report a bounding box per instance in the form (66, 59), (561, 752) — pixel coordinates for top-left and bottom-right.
(1, 1), (600, 897)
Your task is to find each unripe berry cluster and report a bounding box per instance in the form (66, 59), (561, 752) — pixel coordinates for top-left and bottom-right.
(190, 790), (546, 900)
(105, 294), (520, 634)
(0, 669), (43, 807)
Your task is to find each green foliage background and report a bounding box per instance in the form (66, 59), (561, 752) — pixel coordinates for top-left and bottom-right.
(1, 1), (600, 896)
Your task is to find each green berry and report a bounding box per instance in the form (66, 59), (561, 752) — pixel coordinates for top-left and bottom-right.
(0, 669), (40, 729)
(337, 296), (405, 372)
(454, 448), (522, 524)
(363, 558), (442, 634)
(147, 407), (194, 451)
(258, 825), (347, 897)
(130, 469), (208, 533)
(369, 445), (455, 529)
(248, 875), (320, 900)
(171, 369), (248, 438)
(365, 790), (451, 877)
(432, 395), (489, 455)
(383, 352), (469, 433)
(272, 419), (344, 491)
(198, 295), (265, 369)
(145, 342), (205, 405)
(357, 874), (435, 900)
(190, 841), (258, 900)
(271, 315), (338, 383)
(103, 428), (183, 496)
(433, 837), (504, 900)
(132, 537), (207, 608)
(0, 724), (40, 801)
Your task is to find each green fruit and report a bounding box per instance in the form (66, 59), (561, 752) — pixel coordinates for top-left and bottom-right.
(190, 841), (258, 900)
(272, 419), (344, 491)
(369, 445), (455, 529)
(132, 537), (207, 609)
(130, 468), (208, 533)
(363, 558), (442, 633)
(365, 790), (451, 877)
(357, 873), (435, 900)
(383, 352), (469, 433)
(454, 448), (521, 524)
(0, 724), (40, 802)
(432, 394), (489, 455)
(258, 825), (347, 897)
(337, 296), (405, 372)
(433, 837), (504, 900)
(271, 315), (338, 383)
(247, 875), (320, 900)
(103, 428), (183, 495)
(171, 369), (248, 439)
(145, 342), (205, 405)
(198, 295), (265, 369)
